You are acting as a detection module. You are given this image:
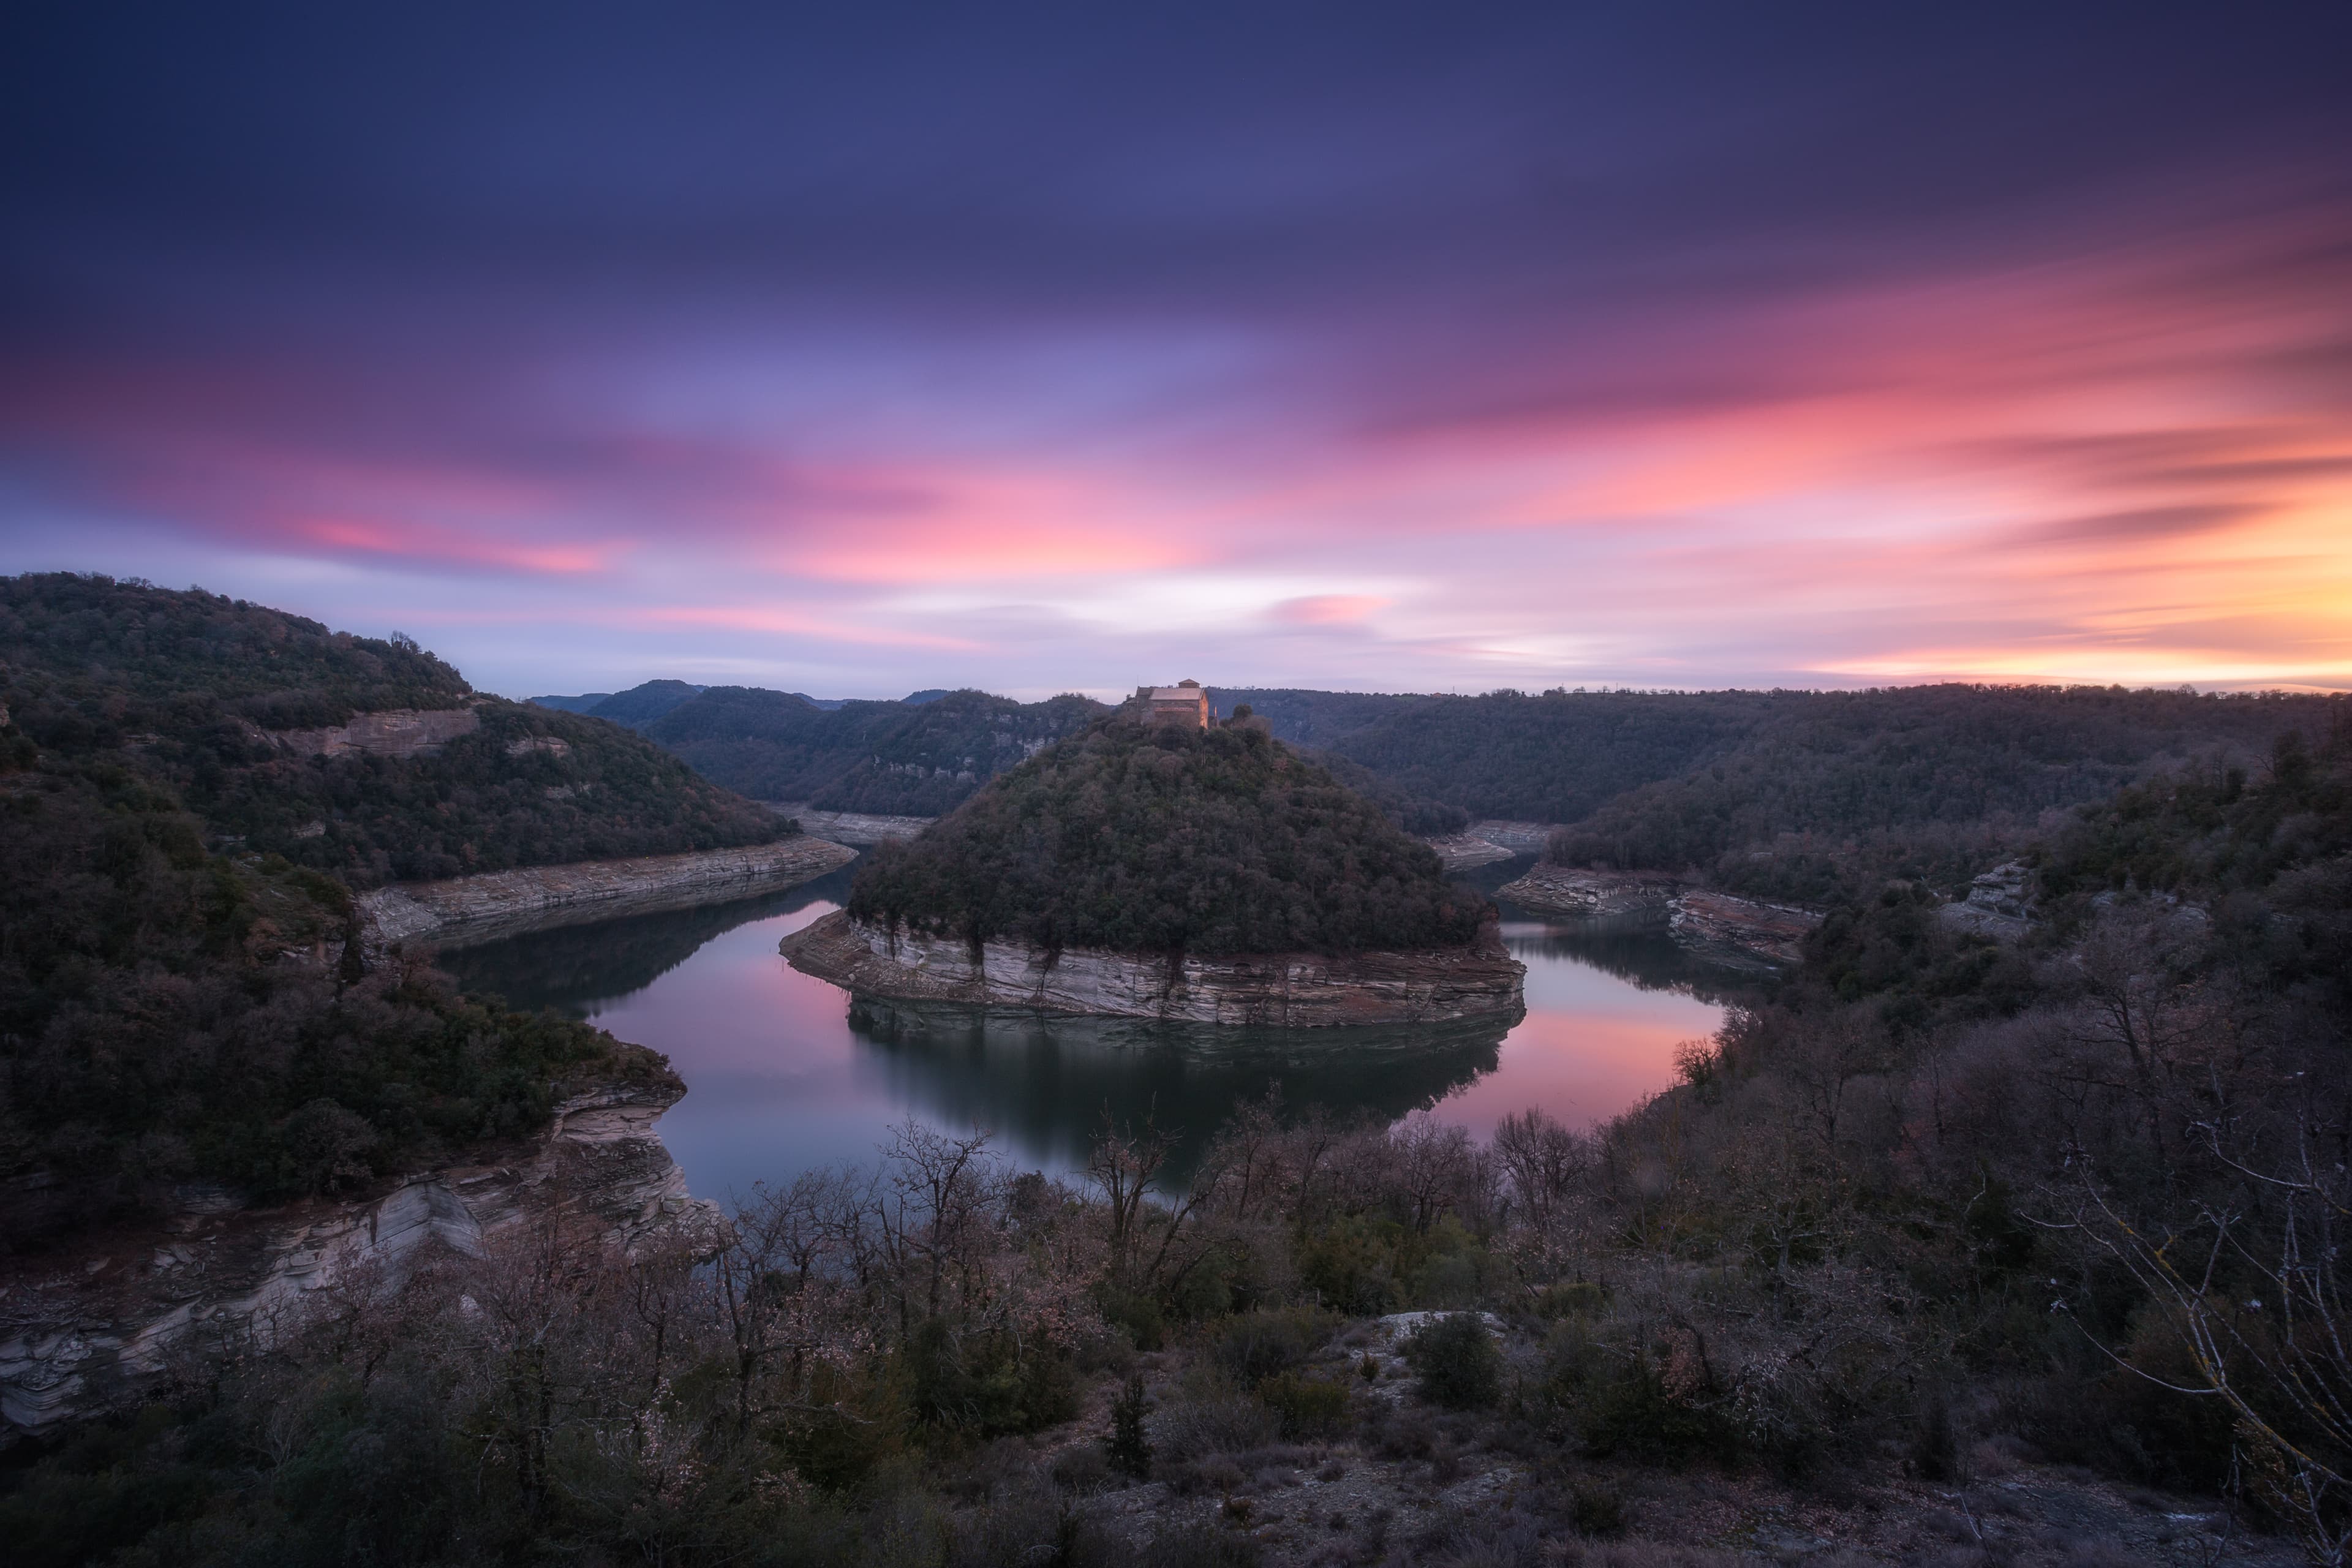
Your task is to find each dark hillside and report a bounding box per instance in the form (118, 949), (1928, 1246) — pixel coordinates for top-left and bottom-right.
(526, 691), (611, 713)
(1214, 685), (1766, 821)
(1, 571), (469, 722)
(585, 678), (706, 728)
(0, 575), (782, 885)
(646, 685), (1105, 814)
(847, 715), (1489, 956)
(0, 681), (668, 1252)
(1218, 684), (2335, 834)
(1547, 685), (2340, 902)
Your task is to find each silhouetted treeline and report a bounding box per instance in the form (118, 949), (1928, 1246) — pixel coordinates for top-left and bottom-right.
(848, 718), (1490, 955)
(0, 575), (784, 885)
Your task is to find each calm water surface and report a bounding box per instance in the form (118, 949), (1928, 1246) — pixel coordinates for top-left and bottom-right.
(440, 856), (1736, 1199)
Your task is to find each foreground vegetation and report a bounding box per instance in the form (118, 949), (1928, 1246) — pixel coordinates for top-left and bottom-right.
(847, 715), (1490, 956)
(10, 713), (2346, 1563)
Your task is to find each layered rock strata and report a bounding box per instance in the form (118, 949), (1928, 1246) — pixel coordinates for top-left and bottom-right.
(1937, 859), (2038, 941)
(0, 1080), (712, 1442)
(268, 703), (482, 758)
(1671, 890), (1825, 970)
(1499, 863), (1823, 970)
(360, 835), (856, 949)
(782, 910), (1525, 1027)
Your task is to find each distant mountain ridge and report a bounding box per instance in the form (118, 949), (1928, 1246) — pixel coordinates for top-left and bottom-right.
(646, 686), (1107, 815)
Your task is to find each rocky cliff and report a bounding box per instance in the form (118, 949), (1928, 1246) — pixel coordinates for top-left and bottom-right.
(0, 1079), (712, 1442)
(782, 910), (1525, 1027)
(268, 703), (483, 758)
(1498, 863), (1822, 970)
(359, 835), (856, 949)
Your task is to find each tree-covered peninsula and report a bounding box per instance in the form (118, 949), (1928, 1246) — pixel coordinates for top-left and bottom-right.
(846, 714), (1491, 957)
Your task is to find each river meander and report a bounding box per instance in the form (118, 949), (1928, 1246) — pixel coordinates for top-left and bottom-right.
(439, 855), (1736, 1199)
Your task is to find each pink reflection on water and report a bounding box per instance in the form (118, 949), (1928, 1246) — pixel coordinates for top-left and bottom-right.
(1427, 922), (1723, 1139)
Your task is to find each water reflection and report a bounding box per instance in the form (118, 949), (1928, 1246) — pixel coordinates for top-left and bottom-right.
(438, 851), (1736, 1198)
(847, 999), (1513, 1183)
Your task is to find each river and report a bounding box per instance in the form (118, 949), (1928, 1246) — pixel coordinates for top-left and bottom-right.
(439, 855), (1737, 1199)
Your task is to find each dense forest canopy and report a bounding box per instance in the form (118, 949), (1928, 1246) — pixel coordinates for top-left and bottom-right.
(644, 685), (1107, 814)
(0, 704), (669, 1251)
(0, 575), (771, 1246)
(0, 571), (470, 723)
(618, 674), (2335, 892)
(0, 575), (783, 885)
(846, 716), (1490, 956)
(1220, 683), (2337, 829)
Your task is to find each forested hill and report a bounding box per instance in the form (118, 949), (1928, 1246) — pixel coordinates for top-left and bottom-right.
(1215, 684), (2335, 826)
(0, 575), (782, 885)
(643, 685), (1107, 814)
(0, 575), (688, 1247)
(846, 715), (1490, 956)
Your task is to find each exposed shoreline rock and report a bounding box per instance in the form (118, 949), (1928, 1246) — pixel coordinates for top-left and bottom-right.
(358, 835), (856, 950)
(1497, 864), (1684, 925)
(768, 800), (935, 845)
(1498, 862), (1822, 970)
(0, 1079), (712, 1443)
(1671, 889), (1824, 970)
(782, 910), (1526, 1027)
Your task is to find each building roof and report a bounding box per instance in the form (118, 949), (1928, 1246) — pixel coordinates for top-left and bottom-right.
(1148, 687), (1207, 703)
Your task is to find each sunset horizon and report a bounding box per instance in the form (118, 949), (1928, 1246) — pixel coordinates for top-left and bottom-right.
(7, 4), (2348, 699)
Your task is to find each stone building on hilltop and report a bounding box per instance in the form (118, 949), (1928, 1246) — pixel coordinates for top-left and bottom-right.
(1137, 679), (1210, 728)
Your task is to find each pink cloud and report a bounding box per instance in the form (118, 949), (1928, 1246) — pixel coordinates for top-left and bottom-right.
(1271, 594), (1388, 625)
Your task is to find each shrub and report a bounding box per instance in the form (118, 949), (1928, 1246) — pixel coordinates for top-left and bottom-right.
(1402, 1314), (1503, 1411)
(1153, 1393), (1281, 1462)
(1533, 1281), (1607, 1320)
(1202, 1306), (1337, 1389)
(1131, 1521), (1264, 1568)
(1257, 1371), (1351, 1440)
(1568, 1480), (1628, 1538)
(1298, 1216), (1404, 1315)
(1108, 1373), (1153, 1480)
(1580, 1361), (1737, 1469)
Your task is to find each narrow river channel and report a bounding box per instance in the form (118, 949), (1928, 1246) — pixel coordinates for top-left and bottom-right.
(439, 856), (1736, 1200)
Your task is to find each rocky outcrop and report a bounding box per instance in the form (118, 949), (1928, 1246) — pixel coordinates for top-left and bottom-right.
(268, 704), (481, 758)
(1423, 832), (1517, 871)
(1498, 864), (1684, 926)
(1939, 859), (2038, 941)
(1672, 890), (1824, 970)
(769, 801), (936, 845)
(0, 1080), (712, 1442)
(358, 835), (857, 950)
(1499, 863), (1823, 970)
(782, 911), (1526, 1027)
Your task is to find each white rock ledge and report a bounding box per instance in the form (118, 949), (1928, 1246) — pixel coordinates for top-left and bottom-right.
(0, 1080), (713, 1442)
(780, 911), (1526, 1027)
(358, 835), (857, 950)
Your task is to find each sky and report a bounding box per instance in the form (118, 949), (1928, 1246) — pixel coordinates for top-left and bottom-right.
(4, 2), (2350, 701)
